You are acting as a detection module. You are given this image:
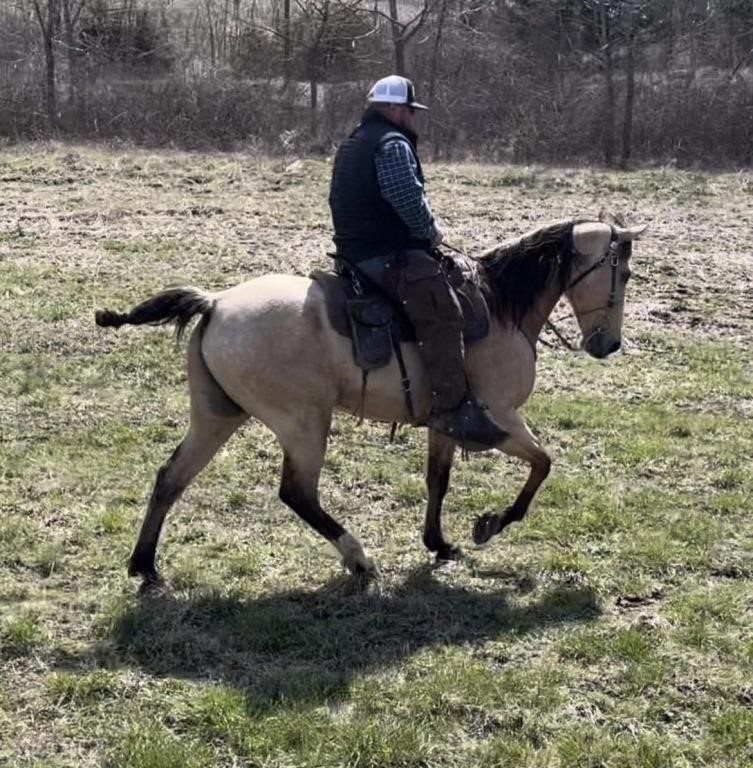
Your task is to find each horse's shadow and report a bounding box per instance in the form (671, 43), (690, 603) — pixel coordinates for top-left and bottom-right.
(75, 564), (600, 709)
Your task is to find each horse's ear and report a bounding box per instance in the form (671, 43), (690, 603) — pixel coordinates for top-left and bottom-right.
(612, 223), (647, 241)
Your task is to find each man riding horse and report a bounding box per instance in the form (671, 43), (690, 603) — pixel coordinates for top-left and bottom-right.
(95, 74), (647, 588)
(328, 75), (507, 450)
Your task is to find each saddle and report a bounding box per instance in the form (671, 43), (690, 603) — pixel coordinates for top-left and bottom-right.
(311, 251), (490, 373)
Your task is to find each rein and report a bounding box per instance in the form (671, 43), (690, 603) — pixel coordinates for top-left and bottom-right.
(542, 319), (578, 351)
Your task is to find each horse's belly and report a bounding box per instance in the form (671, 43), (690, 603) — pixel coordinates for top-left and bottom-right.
(335, 346), (432, 424)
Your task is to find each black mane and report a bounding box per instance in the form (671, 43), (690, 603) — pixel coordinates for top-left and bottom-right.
(477, 220), (581, 325)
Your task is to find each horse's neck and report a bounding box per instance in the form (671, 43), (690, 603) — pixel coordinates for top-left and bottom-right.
(519, 284), (564, 345)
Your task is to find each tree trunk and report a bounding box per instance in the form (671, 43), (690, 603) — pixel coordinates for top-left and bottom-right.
(620, 18), (636, 170)
(61, 0), (74, 104)
(218, 0), (228, 63)
(60, 0), (84, 109)
(33, 0), (59, 129)
(283, 0), (291, 80)
(388, 0), (406, 75)
(205, 0), (216, 66)
(306, 0), (329, 118)
(232, 0), (240, 59)
(428, 0), (448, 151)
(44, 29), (56, 124)
(600, 7), (615, 167)
(427, 0), (447, 106)
(310, 79), (317, 111)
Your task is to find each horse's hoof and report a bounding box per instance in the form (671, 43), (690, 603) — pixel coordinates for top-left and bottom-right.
(436, 544), (464, 563)
(336, 534), (378, 581)
(353, 558), (380, 580)
(472, 513), (501, 546)
(137, 572), (166, 597)
(128, 550), (157, 579)
(347, 561), (380, 593)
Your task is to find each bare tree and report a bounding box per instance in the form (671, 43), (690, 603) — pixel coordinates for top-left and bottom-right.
(204, 0), (217, 64)
(427, 0), (448, 105)
(295, 0), (375, 110)
(30, 0), (59, 126)
(3, 0), (753, 162)
(303, 0), (331, 110)
(283, 0), (291, 77)
(375, 0), (434, 75)
(594, 1), (616, 166)
(60, 0), (85, 106)
(620, 2), (640, 169)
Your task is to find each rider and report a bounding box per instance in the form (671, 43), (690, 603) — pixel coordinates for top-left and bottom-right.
(328, 75), (506, 449)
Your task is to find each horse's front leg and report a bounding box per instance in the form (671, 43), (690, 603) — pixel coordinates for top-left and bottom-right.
(472, 410), (551, 545)
(423, 429), (461, 561)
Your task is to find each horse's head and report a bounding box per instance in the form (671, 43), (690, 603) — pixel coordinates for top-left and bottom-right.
(566, 220), (647, 358)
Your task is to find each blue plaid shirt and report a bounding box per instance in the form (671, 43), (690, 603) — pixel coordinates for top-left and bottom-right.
(375, 138), (439, 242)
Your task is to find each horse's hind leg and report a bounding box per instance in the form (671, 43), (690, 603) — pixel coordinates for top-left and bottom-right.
(128, 330), (247, 589)
(128, 412), (245, 587)
(274, 408), (375, 578)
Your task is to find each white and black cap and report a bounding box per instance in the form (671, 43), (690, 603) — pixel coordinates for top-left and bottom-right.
(367, 75), (429, 110)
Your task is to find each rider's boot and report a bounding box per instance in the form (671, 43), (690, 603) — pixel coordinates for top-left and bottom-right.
(427, 392), (507, 451)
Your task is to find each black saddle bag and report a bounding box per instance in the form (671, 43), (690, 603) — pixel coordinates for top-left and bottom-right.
(346, 297), (394, 371)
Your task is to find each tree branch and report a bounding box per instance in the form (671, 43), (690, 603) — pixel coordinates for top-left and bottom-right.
(31, 0), (46, 33)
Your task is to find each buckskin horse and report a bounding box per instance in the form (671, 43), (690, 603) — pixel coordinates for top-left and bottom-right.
(95, 216), (645, 590)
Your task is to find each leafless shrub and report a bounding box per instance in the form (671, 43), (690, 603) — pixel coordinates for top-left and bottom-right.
(1, 0), (752, 166)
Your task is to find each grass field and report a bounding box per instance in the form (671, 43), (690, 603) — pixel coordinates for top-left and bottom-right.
(1, 145), (752, 767)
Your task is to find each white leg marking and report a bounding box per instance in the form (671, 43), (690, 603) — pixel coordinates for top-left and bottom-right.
(334, 533), (375, 574)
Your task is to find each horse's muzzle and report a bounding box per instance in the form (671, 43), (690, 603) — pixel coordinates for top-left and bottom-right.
(583, 334), (621, 359)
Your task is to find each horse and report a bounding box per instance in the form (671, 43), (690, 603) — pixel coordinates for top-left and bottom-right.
(95, 216), (646, 591)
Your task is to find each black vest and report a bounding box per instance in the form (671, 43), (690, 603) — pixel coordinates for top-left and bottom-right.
(329, 110), (430, 262)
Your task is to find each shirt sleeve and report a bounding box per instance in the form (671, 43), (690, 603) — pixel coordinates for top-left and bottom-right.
(374, 138), (439, 242)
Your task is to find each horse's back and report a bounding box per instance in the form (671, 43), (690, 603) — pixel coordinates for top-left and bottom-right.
(206, 272), (332, 357)
(215, 273), (314, 311)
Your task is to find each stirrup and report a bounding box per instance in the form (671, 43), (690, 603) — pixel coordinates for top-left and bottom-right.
(428, 396), (507, 452)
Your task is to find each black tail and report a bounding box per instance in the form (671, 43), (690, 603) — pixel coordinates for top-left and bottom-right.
(95, 287), (214, 341)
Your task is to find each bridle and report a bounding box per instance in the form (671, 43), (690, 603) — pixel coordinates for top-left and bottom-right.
(544, 230), (626, 351)
(567, 233), (623, 313)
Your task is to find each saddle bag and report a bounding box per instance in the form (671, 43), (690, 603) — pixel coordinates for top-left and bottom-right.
(346, 297), (394, 371)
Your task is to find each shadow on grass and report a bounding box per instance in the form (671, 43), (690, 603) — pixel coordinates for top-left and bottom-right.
(62, 564), (601, 708)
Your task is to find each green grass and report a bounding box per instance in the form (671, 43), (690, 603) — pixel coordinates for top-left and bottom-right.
(1, 146), (752, 766)
(1, 610), (43, 657)
(107, 720), (213, 768)
(45, 670), (119, 704)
